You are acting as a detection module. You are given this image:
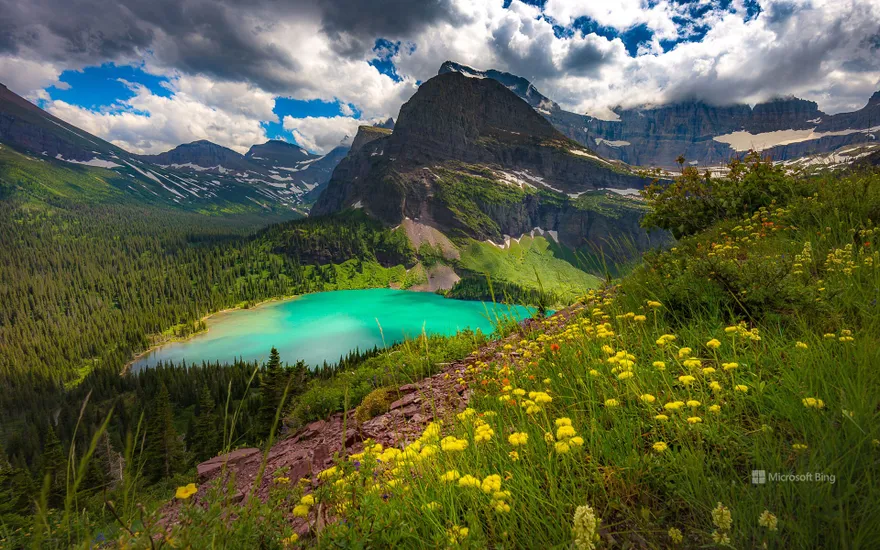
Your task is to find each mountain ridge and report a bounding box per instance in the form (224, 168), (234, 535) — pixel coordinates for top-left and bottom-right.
(439, 63), (880, 167)
(0, 84), (349, 212)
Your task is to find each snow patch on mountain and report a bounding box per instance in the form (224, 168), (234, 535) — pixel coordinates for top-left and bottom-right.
(54, 155), (121, 169)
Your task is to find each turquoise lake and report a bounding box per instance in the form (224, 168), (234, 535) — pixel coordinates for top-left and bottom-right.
(131, 289), (533, 371)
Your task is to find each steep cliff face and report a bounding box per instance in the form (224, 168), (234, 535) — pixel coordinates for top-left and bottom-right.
(350, 125), (392, 153)
(313, 72), (655, 252)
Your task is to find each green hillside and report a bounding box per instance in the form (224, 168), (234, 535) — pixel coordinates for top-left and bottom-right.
(53, 158), (875, 549)
(457, 235), (601, 298)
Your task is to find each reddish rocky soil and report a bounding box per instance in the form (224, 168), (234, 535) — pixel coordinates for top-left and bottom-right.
(161, 306), (581, 528)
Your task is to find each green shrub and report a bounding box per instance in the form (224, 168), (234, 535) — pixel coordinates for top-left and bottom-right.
(641, 152), (796, 238)
(354, 387), (394, 423)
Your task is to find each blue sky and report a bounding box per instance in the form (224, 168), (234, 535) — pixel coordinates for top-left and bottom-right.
(3, 0), (877, 155)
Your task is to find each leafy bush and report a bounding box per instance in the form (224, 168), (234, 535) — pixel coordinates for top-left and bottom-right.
(354, 387), (394, 423)
(641, 152), (796, 238)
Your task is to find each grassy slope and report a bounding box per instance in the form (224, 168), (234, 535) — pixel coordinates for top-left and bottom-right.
(458, 235), (601, 298)
(133, 168), (880, 549)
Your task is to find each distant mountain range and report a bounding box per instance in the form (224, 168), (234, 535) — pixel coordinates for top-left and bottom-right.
(4, 60), (878, 220)
(439, 61), (880, 168)
(0, 82), (350, 214)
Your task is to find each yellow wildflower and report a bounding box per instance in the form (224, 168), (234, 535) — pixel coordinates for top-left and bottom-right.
(508, 432), (529, 446)
(706, 338), (721, 349)
(640, 394), (656, 403)
(299, 494), (315, 506)
(687, 416), (703, 424)
(758, 510), (778, 531)
(792, 443), (808, 451)
(664, 401), (685, 411)
(604, 398), (620, 407)
(440, 436), (469, 452)
(709, 404), (721, 413)
(175, 483), (198, 500)
(712, 502), (733, 530)
(654, 414), (669, 421)
(668, 527), (683, 544)
(722, 362), (739, 371)
(678, 375), (696, 386)
(458, 475), (481, 489)
(509, 450), (520, 461)
(481, 474), (502, 494)
(440, 470), (461, 482)
(652, 361), (667, 370)
(802, 397), (825, 409)
(572, 504), (601, 550)
(735, 384), (748, 393)
(556, 425), (577, 439)
(292, 504), (310, 518)
(683, 358), (702, 369)
(686, 400), (701, 408)
(652, 441), (668, 453)
(796, 341), (808, 349)
(617, 371), (634, 380)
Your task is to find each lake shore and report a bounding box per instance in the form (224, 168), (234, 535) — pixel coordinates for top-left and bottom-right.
(122, 294), (302, 374)
(124, 288), (533, 374)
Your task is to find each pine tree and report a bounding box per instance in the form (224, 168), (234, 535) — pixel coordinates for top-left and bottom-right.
(142, 384), (184, 483)
(39, 424), (66, 508)
(257, 347), (287, 440)
(189, 385), (220, 461)
(0, 444), (32, 527)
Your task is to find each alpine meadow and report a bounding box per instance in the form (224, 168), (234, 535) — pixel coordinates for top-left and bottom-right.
(1, 0), (880, 548)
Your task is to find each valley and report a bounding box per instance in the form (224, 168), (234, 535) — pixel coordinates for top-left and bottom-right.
(1, 35), (879, 548)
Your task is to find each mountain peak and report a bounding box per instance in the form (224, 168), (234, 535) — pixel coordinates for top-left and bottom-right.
(245, 139), (312, 164)
(437, 61), (558, 112)
(389, 71), (559, 163)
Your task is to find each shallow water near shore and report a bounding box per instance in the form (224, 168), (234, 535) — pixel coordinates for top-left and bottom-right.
(131, 288), (533, 371)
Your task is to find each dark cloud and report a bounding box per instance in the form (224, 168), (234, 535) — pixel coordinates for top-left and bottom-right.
(0, 0), (458, 91)
(560, 40), (612, 76)
(319, 0), (464, 57)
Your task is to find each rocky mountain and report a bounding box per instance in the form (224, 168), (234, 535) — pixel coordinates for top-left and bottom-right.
(0, 82), (347, 213)
(440, 62), (880, 168)
(246, 139), (313, 165)
(313, 71), (659, 253)
(139, 140), (255, 172)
